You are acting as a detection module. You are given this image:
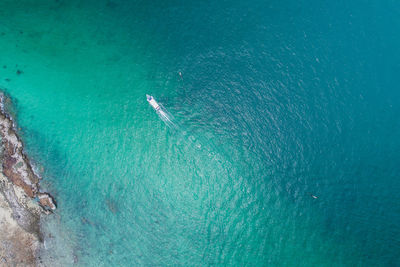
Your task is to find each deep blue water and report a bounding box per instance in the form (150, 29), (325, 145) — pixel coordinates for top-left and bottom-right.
(0, 0), (400, 266)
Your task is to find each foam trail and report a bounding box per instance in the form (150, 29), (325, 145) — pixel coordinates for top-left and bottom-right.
(147, 95), (222, 166)
(147, 94), (179, 129)
(157, 107), (177, 129)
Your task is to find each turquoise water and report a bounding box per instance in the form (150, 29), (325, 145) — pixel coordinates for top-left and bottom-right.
(1, 0), (400, 266)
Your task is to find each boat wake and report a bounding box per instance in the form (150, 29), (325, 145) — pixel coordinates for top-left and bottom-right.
(146, 94), (221, 165)
(146, 94), (177, 129)
(157, 106), (177, 129)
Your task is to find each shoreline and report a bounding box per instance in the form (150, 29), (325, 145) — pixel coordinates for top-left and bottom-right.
(0, 91), (55, 266)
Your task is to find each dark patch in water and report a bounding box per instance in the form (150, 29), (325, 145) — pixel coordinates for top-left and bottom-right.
(81, 217), (95, 226)
(105, 198), (119, 214)
(73, 252), (79, 264)
(16, 70), (23, 75)
(106, 0), (118, 9)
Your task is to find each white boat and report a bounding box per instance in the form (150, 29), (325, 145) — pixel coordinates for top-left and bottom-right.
(146, 94), (161, 111)
(146, 94), (176, 128)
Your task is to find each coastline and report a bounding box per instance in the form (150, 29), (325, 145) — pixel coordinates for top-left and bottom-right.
(0, 92), (55, 266)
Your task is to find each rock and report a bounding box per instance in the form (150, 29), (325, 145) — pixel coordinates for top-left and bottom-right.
(38, 192), (56, 211)
(0, 92), (55, 265)
(0, 173), (41, 266)
(0, 93), (55, 210)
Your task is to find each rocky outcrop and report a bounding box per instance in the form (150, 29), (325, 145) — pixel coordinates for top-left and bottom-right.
(38, 193), (56, 211)
(0, 93), (56, 212)
(0, 92), (55, 265)
(0, 172), (41, 266)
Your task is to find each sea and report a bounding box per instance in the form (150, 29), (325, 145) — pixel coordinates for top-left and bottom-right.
(0, 0), (399, 266)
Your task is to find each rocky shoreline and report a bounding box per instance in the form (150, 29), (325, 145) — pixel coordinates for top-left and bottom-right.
(0, 92), (55, 266)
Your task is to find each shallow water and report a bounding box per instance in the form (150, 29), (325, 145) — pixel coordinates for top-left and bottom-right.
(1, 0), (400, 266)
